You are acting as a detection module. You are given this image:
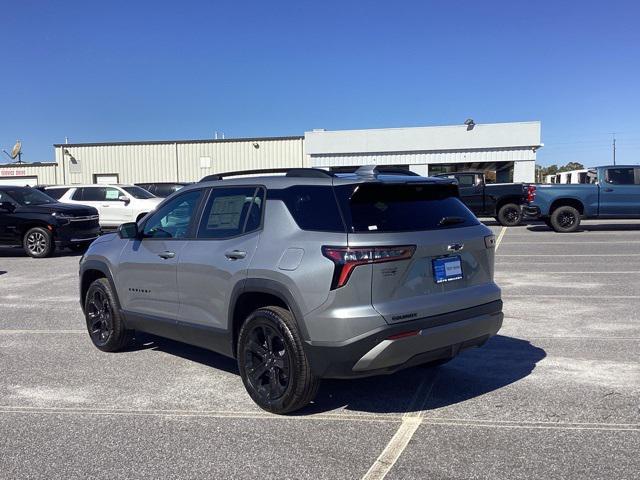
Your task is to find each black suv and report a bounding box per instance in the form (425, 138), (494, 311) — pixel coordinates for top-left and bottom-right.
(0, 186), (100, 257)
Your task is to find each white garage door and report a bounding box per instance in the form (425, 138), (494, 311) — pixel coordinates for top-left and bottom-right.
(0, 176), (38, 186)
(95, 174), (119, 184)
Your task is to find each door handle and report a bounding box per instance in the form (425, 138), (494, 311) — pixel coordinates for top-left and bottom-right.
(158, 251), (176, 259)
(225, 249), (247, 260)
(604, 188), (614, 192)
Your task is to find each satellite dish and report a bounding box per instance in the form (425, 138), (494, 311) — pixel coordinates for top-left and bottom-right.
(10, 140), (22, 159)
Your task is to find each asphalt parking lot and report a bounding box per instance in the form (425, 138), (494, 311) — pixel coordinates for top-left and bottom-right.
(1, 220), (639, 479)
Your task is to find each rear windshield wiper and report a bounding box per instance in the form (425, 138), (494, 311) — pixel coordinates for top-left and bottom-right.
(438, 216), (466, 226)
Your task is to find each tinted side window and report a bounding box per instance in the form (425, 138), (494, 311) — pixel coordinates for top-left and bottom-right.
(197, 187), (263, 239)
(269, 186), (345, 232)
(0, 190), (16, 204)
(44, 187), (70, 200)
(79, 187), (106, 201)
(155, 184), (179, 197)
(71, 188), (84, 200)
(605, 168), (637, 185)
(456, 174), (476, 187)
(142, 190), (203, 239)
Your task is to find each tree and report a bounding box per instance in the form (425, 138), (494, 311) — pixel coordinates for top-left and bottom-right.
(558, 162), (585, 172)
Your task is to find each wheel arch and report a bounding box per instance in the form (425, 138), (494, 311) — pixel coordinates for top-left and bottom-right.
(229, 278), (309, 358)
(495, 196), (525, 212)
(549, 198), (585, 215)
(80, 260), (121, 314)
(20, 221), (53, 239)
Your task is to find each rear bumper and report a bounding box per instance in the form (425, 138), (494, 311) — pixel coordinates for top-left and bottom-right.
(303, 300), (503, 379)
(523, 205), (541, 218)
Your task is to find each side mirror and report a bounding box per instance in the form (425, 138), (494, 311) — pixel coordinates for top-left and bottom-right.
(0, 202), (15, 213)
(118, 222), (139, 239)
(118, 195), (131, 205)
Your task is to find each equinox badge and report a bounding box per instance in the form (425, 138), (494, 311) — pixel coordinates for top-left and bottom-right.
(447, 243), (464, 252)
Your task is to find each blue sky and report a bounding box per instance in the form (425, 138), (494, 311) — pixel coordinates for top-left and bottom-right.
(1, 0), (639, 166)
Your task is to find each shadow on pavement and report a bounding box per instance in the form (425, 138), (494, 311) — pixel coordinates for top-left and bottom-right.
(305, 335), (546, 414)
(132, 333), (545, 415)
(0, 247), (84, 258)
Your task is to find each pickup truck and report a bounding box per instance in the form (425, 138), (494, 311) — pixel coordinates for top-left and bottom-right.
(434, 171), (530, 226)
(525, 165), (640, 232)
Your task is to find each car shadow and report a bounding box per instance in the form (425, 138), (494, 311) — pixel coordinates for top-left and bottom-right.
(0, 270), (6, 276)
(131, 333), (545, 415)
(527, 223), (640, 233)
(0, 247), (84, 258)
(126, 333), (239, 375)
(304, 335), (545, 414)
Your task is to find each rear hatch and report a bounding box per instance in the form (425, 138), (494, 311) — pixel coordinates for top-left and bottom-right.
(335, 181), (500, 324)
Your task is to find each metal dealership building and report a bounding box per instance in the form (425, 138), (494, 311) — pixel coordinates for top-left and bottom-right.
(1, 121), (541, 186)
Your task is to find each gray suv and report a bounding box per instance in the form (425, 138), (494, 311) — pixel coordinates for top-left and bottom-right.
(79, 166), (503, 413)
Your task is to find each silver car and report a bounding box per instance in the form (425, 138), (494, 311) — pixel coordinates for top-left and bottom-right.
(79, 166), (503, 414)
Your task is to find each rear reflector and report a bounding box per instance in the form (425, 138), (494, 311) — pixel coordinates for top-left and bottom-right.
(322, 245), (416, 289)
(387, 330), (420, 340)
(484, 235), (496, 248)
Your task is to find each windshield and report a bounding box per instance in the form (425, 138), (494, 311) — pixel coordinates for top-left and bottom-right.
(122, 186), (156, 199)
(0, 187), (57, 206)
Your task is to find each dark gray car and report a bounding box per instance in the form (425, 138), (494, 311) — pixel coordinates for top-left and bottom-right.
(79, 166), (503, 413)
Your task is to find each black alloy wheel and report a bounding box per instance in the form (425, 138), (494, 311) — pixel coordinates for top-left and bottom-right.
(84, 278), (132, 352)
(244, 323), (292, 402)
(237, 306), (320, 414)
(497, 203), (522, 227)
(86, 288), (113, 347)
(550, 205), (581, 233)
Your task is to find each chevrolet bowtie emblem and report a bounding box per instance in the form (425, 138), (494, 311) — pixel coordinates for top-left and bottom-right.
(447, 243), (464, 252)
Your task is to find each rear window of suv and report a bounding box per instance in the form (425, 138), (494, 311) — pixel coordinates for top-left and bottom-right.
(335, 183), (478, 232)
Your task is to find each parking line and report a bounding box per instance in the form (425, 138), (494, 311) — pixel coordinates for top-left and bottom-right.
(361, 372), (439, 480)
(505, 294), (640, 299)
(420, 418), (640, 432)
(499, 241), (640, 245)
(498, 254), (640, 257)
(496, 271), (640, 274)
(0, 329), (85, 334)
(495, 227), (507, 251)
(1, 405), (637, 432)
(0, 405), (401, 423)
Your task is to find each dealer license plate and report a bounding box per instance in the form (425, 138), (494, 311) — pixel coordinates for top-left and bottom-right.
(432, 256), (463, 284)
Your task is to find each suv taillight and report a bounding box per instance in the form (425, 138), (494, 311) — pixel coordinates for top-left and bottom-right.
(322, 245), (416, 289)
(526, 185), (536, 203)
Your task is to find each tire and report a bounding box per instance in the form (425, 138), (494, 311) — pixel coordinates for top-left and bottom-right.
(23, 227), (54, 258)
(237, 306), (320, 414)
(497, 203), (522, 227)
(84, 278), (132, 352)
(550, 205), (581, 233)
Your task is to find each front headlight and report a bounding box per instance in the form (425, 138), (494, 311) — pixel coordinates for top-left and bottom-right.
(51, 212), (73, 224)
(51, 212), (74, 219)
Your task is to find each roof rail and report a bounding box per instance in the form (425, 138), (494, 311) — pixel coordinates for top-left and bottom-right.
(285, 168), (334, 178)
(199, 167), (334, 183)
(354, 165), (421, 177)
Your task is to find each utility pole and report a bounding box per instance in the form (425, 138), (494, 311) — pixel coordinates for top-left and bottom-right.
(612, 133), (616, 165)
